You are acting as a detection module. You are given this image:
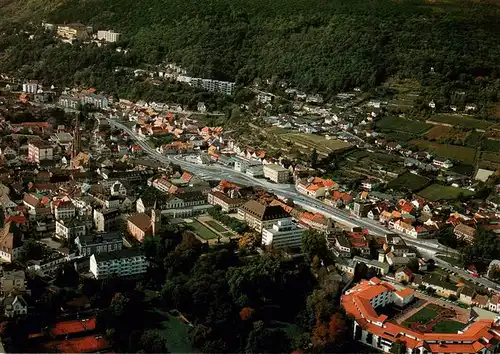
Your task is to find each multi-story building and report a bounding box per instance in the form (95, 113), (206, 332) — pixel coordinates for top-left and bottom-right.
(55, 217), (86, 241)
(89, 247), (148, 279)
(263, 164), (289, 184)
(97, 30), (121, 42)
(22, 82), (39, 94)
(352, 200), (372, 218)
(342, 278), (500, 353)
(189, 78), (235, 95)
(84, 94), (109, 109)
(453, 223), (476, 243)
(56, 24), (92, 41)
(53, 200), (76, 220)
(75, 232), (123, 257)
(393, 220), (430, 239)
(58, 95), (81, 109)
(3, 295), (28, 317)
(0, 270), (27, 295)
(238, 200), (290, 233)
(207, 191), (246, 213)
(0, 222), (24, 263)
(93, 208), (120, 232)
(261, 218), (304, 249)
(421, 273), (458, 298)
(27, 141), (53, 163)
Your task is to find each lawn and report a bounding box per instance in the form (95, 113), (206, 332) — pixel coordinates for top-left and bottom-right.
(418, 184), (474, 202)
(424, 125), (453, 140)
(432, 320), (465, 334)
(377, 116), (432, 134)
(152, 311), (193, 353)
(204, 220), (227, 233)
(403, 305), (439, 326)
(429, 114), (493, 130)
(189, 220), (219, 240)
(280, 133), (352, 154)
(386, 172), (430, 192)
(409, 139), (477, 164)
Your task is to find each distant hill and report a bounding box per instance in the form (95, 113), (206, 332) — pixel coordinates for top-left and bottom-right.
(0, 0), (499, 100)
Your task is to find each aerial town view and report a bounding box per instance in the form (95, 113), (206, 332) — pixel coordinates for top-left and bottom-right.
(0, 0), (499, 353)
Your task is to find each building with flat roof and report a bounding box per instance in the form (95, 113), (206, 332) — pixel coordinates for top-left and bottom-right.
(342, 278), (500, 354)
(263, 164), (289, 184)
(261, 218), (304, 249)
(89, 247), (148, 279)
(97, 29), (121, 42)
(75, 231), (123, 257)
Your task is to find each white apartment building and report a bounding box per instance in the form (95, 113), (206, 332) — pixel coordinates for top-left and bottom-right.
(189, 78), (235, 95)
(22, 82), (39, 94)
(97, 30), (121, 42)
(263, 164), (289, 184)
(261, 219), (305, 249)
(90, 248), (148, 279)
(55, 218), (86, 240)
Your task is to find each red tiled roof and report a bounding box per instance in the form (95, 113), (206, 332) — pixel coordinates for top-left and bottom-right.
(50, 318), (96, 337)
(45, 335), (109, 353)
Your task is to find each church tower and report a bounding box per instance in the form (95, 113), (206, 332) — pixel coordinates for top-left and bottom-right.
(151, 207), (161, 236)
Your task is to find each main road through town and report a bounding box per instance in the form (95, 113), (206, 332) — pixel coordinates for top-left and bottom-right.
(108, 118), (500, 291)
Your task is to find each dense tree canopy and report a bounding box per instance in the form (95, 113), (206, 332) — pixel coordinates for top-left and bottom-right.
(1, 0), (500, 105)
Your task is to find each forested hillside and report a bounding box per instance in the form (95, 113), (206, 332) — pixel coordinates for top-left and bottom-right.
(1, 0), (500, 99)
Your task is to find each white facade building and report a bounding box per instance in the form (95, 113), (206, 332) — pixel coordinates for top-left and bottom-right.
(90, 248), (148, 279)
(97, 30), (121, 43)
(261, 219), (305, 249)
(263, 164), (289, 184)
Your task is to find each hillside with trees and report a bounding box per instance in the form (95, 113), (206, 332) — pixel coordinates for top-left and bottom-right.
(0, 0), (500, 103)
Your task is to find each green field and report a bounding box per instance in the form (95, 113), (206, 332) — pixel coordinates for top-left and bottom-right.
(481, 139), (500, 152)
(418, 184), (474, 201)
(154, 312), (193, 353)
(383, 131), (415, 142)
(481, 151), (500, 163)
(205, 220), (227, 233)
(432, 320), (465, 334)
(403, 306), (439, 326)
(429, 114), (493, 130)
(377, 116), (431, 134)
(189, 220), (219, 240)
(280, 133), (352, 154)
(464, 131), (483, 147)
(409, 139), (477, 164)
(386, 172), (430, 192)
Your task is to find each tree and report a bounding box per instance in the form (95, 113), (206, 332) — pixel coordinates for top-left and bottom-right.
(23, 239), (43, 260)
(407, 258), (419, 273)
(240, 307), (255, 321)
(301, 230), (328, 263)
(390, 340), (407, 354)
(246, 321), (290, 353)
(140, 330), (168, 353)
(310, 148), (318, 168)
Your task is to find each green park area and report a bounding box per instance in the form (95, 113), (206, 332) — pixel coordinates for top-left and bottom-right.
(403, 305), (439, 327)
(418, 184), (474, 202)
(432, 320), (465, 334)
(205, 220), (228, 233)
(280, 133), (352, 155)
(188, 220), (219, 240)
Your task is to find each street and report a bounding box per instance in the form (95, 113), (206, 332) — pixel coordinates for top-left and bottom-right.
(108, 118), (499, 291)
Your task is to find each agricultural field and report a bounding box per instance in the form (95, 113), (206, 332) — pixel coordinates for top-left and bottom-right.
(383, 131), (415, 142)
(481, 139), (500, 152)
(409, 139), (477, 164)
(464, 131), (483, 147)
(481, 151), (500, 163)
(424, 126), (468, 144)
(418, 184), (474, 201)
(377, 116), (431, 135)
(429, 114), (493, 130)
(280, 133), (352, 155)
(386, 172), (430, 192)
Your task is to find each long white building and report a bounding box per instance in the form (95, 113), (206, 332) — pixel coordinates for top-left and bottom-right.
(261, 219), (305, 249)
(90, 247), (147, 279)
